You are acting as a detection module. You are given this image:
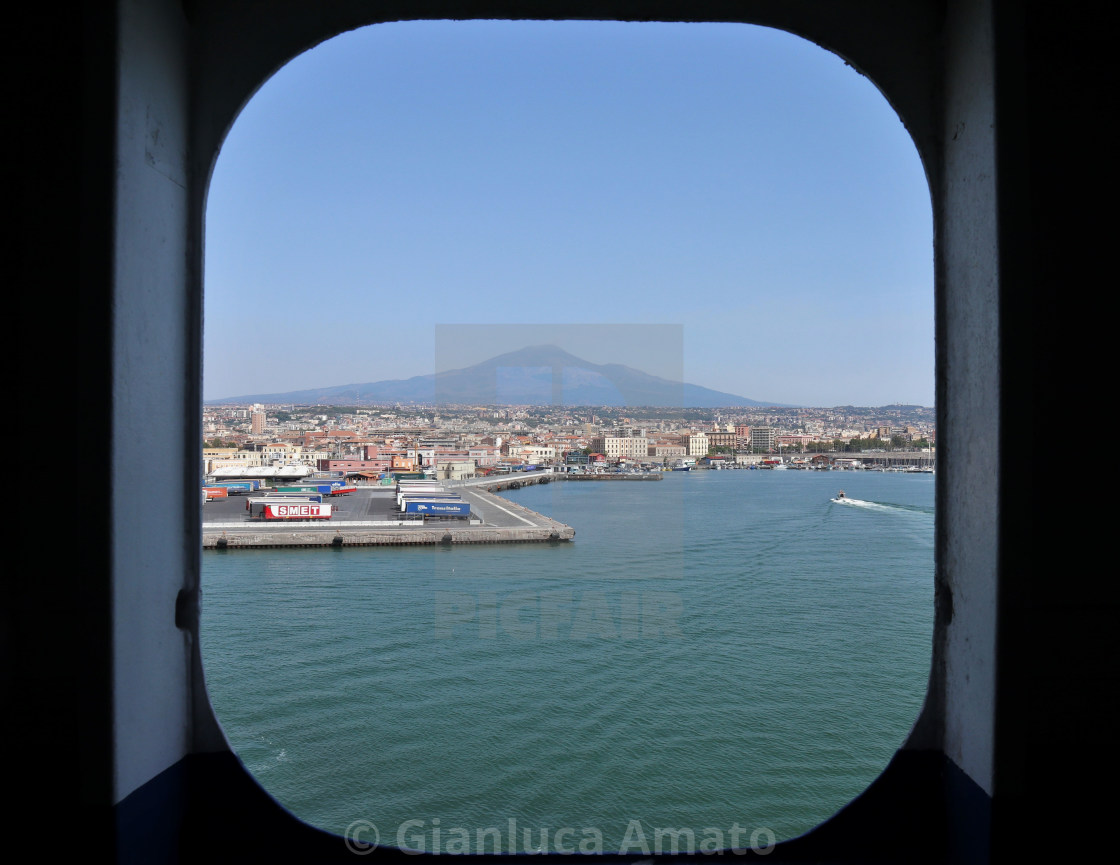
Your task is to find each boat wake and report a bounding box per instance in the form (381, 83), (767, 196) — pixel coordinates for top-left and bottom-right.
(832, 496), (880, 508)
(832, 496), (932, 515)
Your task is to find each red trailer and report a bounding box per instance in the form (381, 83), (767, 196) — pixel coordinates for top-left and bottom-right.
(262, 502), (333, 521)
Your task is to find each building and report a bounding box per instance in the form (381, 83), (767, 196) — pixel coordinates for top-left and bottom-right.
(201, 448), (264, 474)
(318, 458), (387, 474)
(681, 432), (709, 456)
(590, 436), (650, 460)
(507, 444), (556, 464)
(434, 461), (476, 481)
(469, 446), (500, 466)
(648, 440), (686, 459)
(707, 431), (737, 450)
(750, 426), (776, 453)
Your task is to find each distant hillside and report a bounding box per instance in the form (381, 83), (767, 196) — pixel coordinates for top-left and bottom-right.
(211, 345), (783, 408)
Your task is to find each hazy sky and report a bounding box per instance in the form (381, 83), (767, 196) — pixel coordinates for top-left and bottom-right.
(204, 20), (933, 406)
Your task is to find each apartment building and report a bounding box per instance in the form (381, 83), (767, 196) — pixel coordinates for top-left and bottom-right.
(590, 436), (650, 460)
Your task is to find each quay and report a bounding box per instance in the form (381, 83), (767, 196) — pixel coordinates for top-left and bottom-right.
(203, 479), (575, 549)
(451, 469), (661, 494)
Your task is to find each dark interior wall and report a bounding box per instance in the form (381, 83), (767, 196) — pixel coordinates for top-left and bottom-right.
(988, 1), (1118, 855)
(13, 2), (118, 851)
(10, 1), (1113, 862)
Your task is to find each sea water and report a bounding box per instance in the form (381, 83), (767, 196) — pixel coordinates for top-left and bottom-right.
(200, 469), (934, 851)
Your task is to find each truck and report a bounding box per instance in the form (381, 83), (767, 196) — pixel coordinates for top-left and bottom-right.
(208, 481), (255, 494)
(261, 492), (324, 503)
(262, 502), (332, 521)
(398, 493), (463, 511)
(396, 488), (454, 506)
(401, 500), (470, 516)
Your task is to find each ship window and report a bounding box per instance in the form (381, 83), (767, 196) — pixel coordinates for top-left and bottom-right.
(201, 18), (933, 854)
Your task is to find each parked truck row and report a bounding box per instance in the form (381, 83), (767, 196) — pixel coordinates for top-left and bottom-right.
(203, 475), (352, 519)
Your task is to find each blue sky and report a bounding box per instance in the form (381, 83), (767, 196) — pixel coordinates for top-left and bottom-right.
(204, 20), (933, 406)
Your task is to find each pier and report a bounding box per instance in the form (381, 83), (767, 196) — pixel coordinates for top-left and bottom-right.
(203, 470), (665, 548)
(450, 469), (662, 494)
(203, 482), (575, 549)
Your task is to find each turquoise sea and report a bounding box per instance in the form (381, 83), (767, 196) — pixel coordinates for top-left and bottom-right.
(200, 470), (934, 852)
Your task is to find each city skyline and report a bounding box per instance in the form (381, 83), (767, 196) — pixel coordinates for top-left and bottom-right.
(204, 20), (934, 406)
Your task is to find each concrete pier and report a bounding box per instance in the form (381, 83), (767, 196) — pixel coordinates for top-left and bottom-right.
(451, 469), (662, 494)
(203, 483), (575, 549)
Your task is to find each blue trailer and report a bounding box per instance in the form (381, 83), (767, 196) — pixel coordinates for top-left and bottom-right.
(207, 480), (257, 494)
(402, 500), (470, 516)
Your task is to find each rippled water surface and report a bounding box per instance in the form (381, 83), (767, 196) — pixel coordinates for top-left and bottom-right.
(201, 470), (934, 850)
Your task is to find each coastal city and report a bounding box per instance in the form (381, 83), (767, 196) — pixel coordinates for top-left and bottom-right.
(201, 401), (935, 546)
(203, 402), (936, 481)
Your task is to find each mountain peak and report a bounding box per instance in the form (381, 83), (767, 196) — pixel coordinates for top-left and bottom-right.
(475, 344), (586, 369)
(212, 345), (778, 407)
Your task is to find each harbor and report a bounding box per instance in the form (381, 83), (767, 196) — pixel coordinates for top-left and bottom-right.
(200, 458), (939, 549)
(203, 472), (583, 548)
(202, 467), (936, 845)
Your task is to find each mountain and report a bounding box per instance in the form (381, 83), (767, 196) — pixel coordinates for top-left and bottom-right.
(211, 345), (780, 407)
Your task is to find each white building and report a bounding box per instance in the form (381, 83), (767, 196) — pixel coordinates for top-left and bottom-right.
(591, 436), (650, 460)
(681, 432), (709, 457)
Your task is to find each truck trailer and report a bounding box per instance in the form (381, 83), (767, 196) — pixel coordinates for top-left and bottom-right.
(262, 502), (332, 521)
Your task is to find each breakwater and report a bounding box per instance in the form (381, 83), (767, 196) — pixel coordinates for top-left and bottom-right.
(465, 471), (662, 494)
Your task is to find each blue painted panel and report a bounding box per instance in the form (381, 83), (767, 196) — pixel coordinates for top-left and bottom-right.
(403, 500), (470, 515)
